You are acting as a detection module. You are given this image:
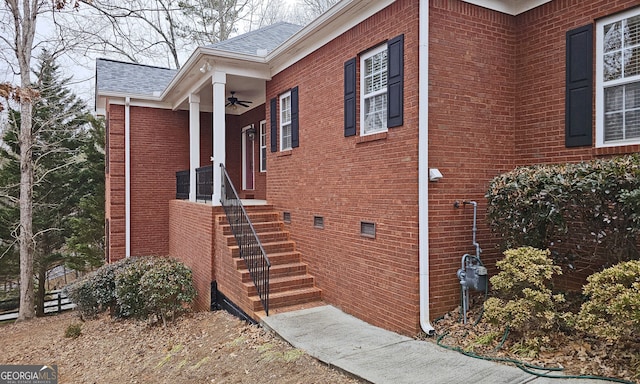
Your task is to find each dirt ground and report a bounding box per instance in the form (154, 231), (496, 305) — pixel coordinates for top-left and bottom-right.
(1, 310), (364, 384)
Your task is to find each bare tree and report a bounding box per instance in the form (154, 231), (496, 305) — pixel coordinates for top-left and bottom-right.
(54, 0), (186, 69)
(55, 0), (302, 70)
(0, 0), (82, 322)
(301, 0), (337, 17)
(0, 0), (41, 321)
(245, 0), (290, 30)
(290, 0), (336, 23)
(177, 0), (250, 45)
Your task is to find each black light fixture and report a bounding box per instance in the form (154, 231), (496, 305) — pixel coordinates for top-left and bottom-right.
(246, 125), (256, 140)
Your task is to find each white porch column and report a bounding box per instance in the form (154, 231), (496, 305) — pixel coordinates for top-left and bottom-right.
(188, 94), (200, 202)
(211, 71), (226, 205)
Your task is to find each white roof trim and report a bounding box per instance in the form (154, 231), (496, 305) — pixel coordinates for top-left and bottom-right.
(462, 0), (552, 15)
(268, 0), (396, 75)
(161, 46), (269, 99)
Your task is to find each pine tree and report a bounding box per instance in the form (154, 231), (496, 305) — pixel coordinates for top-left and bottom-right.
(0, 51), (105, 316)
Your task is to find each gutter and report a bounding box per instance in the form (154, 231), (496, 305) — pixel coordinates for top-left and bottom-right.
(418, 0), (435, 335)
(125, 97), (131, 258)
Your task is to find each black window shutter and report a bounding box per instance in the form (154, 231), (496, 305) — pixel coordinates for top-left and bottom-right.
(270, 98), (277, 152)
(291, 86), (299, 148)
(565, 24), (593, 147)
(387, 34), (404, 128)
(344, 58), (357, 137)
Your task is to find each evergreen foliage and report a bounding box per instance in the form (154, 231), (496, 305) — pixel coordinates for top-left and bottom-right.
(483, 247), (566, 337)
(486, 155), (640, 269)
(65, 256), (196, 324)
(577, 260), (640, 343)
(0, 52), (105, 313)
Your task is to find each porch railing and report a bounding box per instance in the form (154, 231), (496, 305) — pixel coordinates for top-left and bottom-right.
(220, 164), (271, 315)
(196, 165), (213, 200)
(175, 166), (214, 201)
(176, 170), (189, 199)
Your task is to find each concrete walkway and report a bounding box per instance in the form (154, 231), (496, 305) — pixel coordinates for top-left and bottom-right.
(261, 305), (613, 384)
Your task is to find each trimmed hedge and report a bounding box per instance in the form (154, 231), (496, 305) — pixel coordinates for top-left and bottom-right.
(486, 154), (640, 268)
(65, 256), (196, 324)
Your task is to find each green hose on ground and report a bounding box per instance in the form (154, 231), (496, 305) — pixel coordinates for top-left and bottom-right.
(436, 332), (636, 384)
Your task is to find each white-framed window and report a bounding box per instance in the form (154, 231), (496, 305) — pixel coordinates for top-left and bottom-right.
(360, 44), (388, 135)
(596, 8), (640, 147)
(259, 120), (266, 172)
(280, 91), (292, 150)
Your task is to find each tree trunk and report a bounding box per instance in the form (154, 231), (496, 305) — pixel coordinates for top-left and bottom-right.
(10, 0), (39, 322)
(17, 98), (35, 321)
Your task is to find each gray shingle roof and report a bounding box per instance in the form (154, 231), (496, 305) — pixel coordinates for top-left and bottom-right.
(206, 22), (302, 56)
(96, 23), (301, 97)
(96, 58), (177, 96)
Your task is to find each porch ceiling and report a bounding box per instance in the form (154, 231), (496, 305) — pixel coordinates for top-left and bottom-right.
(173, 74), (266, 114)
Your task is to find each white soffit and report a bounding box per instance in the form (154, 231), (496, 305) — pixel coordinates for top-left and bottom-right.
(462, 0), (552, 15)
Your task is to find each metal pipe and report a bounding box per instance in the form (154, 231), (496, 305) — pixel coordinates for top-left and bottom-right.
(463, 201), (481, 259)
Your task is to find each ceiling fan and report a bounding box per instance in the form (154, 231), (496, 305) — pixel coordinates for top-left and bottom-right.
(226, 91), (252, 108)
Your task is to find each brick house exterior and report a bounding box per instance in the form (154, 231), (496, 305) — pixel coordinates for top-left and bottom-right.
(96, 0), (640, 336)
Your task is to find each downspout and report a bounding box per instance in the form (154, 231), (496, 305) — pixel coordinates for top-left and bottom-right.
(125, 96), (131, 258)
(418, 0), (435, 335)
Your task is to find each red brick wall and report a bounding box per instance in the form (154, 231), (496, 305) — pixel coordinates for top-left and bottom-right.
(130, 107), (190, 256)
(515, 0), (640, 164)
(267, 0), (422, 335)
(168, 200), (222, 311)
(106, 105), (258, 262)
(428, 0), (517, 320)
(106, 104), (126, 262)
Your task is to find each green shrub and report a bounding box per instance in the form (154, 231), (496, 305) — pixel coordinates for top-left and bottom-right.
(65, 256), (196, 323)
(577, 260), (640, 342)
(92, 258), (135, 315)
(115, 257), (157, 319)
(64, 258), (135, 318)
(139, 258), (196, 325)
(486, 154), (640, 267)
(483, 247), (566, 336)
(64, 278), (100, 318)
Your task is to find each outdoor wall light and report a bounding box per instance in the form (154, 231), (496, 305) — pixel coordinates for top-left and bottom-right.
(429, 168), (443, 182)
(246, 126), (256, 140)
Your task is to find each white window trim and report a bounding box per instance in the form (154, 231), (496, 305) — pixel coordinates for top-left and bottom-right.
(595, 7), (640, 148)
(360, 44), (388, 136)
(259, 120), (266, 172)
(280, 91), (292, 151)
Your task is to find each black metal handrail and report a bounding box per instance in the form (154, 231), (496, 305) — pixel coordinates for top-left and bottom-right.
(220, 164), (271, 315)
(176, 170), (189, 199)
(196, 165), (213, 201)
